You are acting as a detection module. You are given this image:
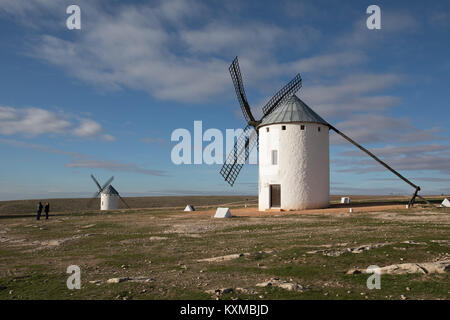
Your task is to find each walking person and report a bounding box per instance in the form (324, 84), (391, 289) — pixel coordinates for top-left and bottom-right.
(36, 202), (43, 220)
(44, 202), (50, 220)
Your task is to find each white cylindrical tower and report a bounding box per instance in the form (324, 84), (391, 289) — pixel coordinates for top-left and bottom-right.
(258, 95), (329, 211)
(100, 185), (119, 210)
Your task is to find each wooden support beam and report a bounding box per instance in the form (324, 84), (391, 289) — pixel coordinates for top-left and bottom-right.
(328, 125), (438, 208)
(329, 125), (420, 190)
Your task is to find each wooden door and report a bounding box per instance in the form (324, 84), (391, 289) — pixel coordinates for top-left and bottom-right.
(270, 184), (281, 208)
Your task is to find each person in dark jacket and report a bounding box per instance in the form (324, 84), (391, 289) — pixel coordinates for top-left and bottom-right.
(44, 202), (50, 220)
(36, 202), (43, 220)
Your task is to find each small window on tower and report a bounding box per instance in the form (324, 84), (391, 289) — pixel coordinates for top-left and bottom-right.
(301, 125), (305, 130)
(266, 127), (270, 133)
(271, 150), (278, 165)
(282, 125), (286, 130)
(318, 126), (321, 132)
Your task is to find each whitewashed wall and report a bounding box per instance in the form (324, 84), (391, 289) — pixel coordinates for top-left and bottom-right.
(258, 123), (329, 210)
(101, 193), (119, 210)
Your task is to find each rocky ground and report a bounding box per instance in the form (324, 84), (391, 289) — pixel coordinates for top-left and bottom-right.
(0, 202), (449, 300)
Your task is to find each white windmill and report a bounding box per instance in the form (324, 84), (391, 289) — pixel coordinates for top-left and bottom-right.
(220, 57), (430, 211)
(90, 174), (130, 210)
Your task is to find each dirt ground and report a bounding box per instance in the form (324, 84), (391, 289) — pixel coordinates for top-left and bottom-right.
(197, 204), (408, 217)
(0, 196), (449, 300)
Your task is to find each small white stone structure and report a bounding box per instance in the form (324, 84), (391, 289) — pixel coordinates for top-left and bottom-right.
(184, 205), (195, 211)
(341, 197), (351, 204)
(258, 96), (329, 211)
(441, 198), (450, 208)
(100, 185), (119, 210)
(214, 207), (232, 218)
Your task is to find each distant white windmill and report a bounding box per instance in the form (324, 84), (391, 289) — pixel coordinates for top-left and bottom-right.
(89, 174), (130, 210)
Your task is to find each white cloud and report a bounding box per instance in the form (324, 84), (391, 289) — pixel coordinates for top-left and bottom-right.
(0, 138), (164, 176)
(335, 152), (450, 175)
(73, 118), (101, 137)
(3, 1), (446, 155)
(429, 11), (449, 27)
(301, 73), (402, 120)
(340, 144), (450, 158)
(0, 106), (70, 136)
(330, 113), (443, 145)
(335, 10), (419, 48)
(20, 2), (325, 102)
(65, 158), (166, 176)
(0, 105), (113, 140)
(333, 141), (450, 175)
(73, 118), (114, 141)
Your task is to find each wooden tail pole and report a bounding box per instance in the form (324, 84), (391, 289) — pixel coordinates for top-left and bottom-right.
(408, 187), (420, 207)
(329, 125), (425, 207)
(416, 194), (438, 208)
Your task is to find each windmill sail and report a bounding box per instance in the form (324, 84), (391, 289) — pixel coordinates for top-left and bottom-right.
(220, 125), (258, 186)
(221, 56), (303, 186)
(229, 57), (255, 123)
(261, 73), (302, 117)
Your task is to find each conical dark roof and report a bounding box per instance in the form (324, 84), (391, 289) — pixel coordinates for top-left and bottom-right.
(102, 185), (119, 195)
(259, 95), (328, 127)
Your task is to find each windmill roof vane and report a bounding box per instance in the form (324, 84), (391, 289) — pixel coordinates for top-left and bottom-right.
(260, 95), (328, 127)
(102, 185), (120, 195)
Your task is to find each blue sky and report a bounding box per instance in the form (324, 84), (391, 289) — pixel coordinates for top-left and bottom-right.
(1, 0), (449, 200)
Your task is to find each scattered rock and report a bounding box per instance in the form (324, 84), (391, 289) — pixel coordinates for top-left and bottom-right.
(256, 278), (303, 292)
(182, 234), (202, 238)
(348, 243), (390, 254)
(347, 260), (450, 275)
(129, 276), (156, 283)
(308, 243), (390, 257)
(149, 236), (168, 241)
(107, 276), (156, 284)
(205, 288), (233, 296)
(235, 287), (256, 295)
(81, 224), (96, 229)
(402, 240), (427, 245)
(89, 280), (102, 284)
(107, 277), (130, 284)
(431, 240), (450, 245)
(198, 253), (250, 263)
